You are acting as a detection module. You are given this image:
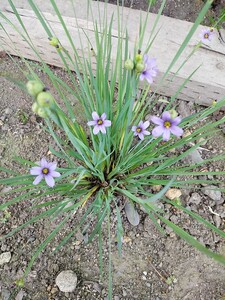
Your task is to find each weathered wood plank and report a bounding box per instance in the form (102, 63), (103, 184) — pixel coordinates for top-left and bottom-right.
(0, 1), (225, 107)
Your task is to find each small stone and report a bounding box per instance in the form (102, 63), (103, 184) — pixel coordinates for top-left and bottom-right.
(213, 215), (221, 228)
(165, 226), (173, 235)
(170, 215), (179, 224)
(15, 290), (25, 300)
(4, 108), (13, 115)
(1, 186), (12, 193)
(55, 270), (77, 292)
(202, 186), (223, 204)
(188, 192), (201, 205)
(1, 289), (11, 300)
(165, 189), (182, 200)
(185, 149), (203, 164)
(143, 271), (147, 276)
(123, 236), (132, 243)
(152, 185), (162, 192)
(0, 252), (11, 265)
(142, 275), (147, 280)
(51, 287), (58, 294)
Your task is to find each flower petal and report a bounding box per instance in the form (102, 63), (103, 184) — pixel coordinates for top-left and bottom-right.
(92, 111), (99, 121)
(33, 174), (43, 185)
(87, 120), (96, 126)
(101, 112), (106, 120)
(132, 126), (137, 132)
(139, 74), (145, 81)
(151, 116), (163, 126)
(142, 121), (150, 129)
(50, 170), (61, 178)
(170, 126), (183, 137)
(152, 126), (164, 137)
(171, 116), (182, 126)
(30, 166), (42, 175)
(40, 158), (48, 167)
(144, 72), (153, 84)
(45, 175), (55, 187)
(143, 130), (150, 136)
(103, 120), (111, 127)
(162, 111), (171, 121)
(93, 126), (100, 135)
(138, 133), (144, 140)
(48, 162), (57, 171)
(100, 126), (106, 134)
(162, 129), (170, 141)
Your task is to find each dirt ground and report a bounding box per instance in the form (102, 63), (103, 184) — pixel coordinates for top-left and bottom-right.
(1, 1), (225, 300)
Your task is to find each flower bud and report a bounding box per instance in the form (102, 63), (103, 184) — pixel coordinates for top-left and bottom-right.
(135, 53), (143, 62)
(37, 107), (48, 118)
(37, 92), (54, 108)
(169, 109), (178, 119)
(135, 62), (145, 72)
(26, 80), (44, 97)
(32, 102), (39, 114)
(49, 36), (59, 47)
(124, 59), (134, 70)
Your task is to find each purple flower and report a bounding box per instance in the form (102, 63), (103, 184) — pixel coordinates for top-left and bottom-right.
(87, 111), (111, 134)
(199, 28), (215, 43)
(132, 120), (150, 140)
(30, 158), (60, 187)
(139, 54), (158, 84)
(151, 111), (183, 141)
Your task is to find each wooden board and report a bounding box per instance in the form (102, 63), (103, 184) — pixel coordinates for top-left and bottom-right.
(0, 0), (225, 107)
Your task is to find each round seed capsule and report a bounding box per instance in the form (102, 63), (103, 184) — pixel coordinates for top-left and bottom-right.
(26, 80), (44, 97)
(32, 102), (39, 114)
(37, 107), (48, 118)
(37, 92), (54, 108)
(125, 59), (134, 70)
(135, 62), (145, 72)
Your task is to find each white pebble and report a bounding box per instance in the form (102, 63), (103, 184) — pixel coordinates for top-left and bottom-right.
(55, 270), (77, 292)
(0, 252), (11, 266)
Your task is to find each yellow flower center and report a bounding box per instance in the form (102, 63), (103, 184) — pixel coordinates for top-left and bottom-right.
(204, 33), (209, 39)
(42, 168), (49, 175)
(164, 121), (171, 128)
(97, 119), (103, 125)
(136, 127), (142, 133)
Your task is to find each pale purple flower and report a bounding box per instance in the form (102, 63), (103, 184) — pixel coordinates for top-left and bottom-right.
(139, 54), (158, 84)
(132, 120), (150, 140)
(87, 111), (111, 134)
(151, 111), (183, 141)
(30, 158), (60, 187)
(199, 28), (215, 43)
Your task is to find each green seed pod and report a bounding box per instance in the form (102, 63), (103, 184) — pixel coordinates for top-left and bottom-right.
(32, 102), (39, 114)
(26, 80), (44, 97)
(169, 109), (178, 119)
(37, 107), (48, 118)
(124, 59), (134, 70)
(49, 36), (59, 47)
(135, 53), (143, 62)
(135, 62), (145, 73)
(37, 92), (54, 108)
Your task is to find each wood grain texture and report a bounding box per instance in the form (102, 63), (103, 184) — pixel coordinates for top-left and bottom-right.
(0, 0), (225, 107)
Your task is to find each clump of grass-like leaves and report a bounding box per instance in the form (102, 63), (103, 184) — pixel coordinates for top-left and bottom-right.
(0, 0), (225, 298)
